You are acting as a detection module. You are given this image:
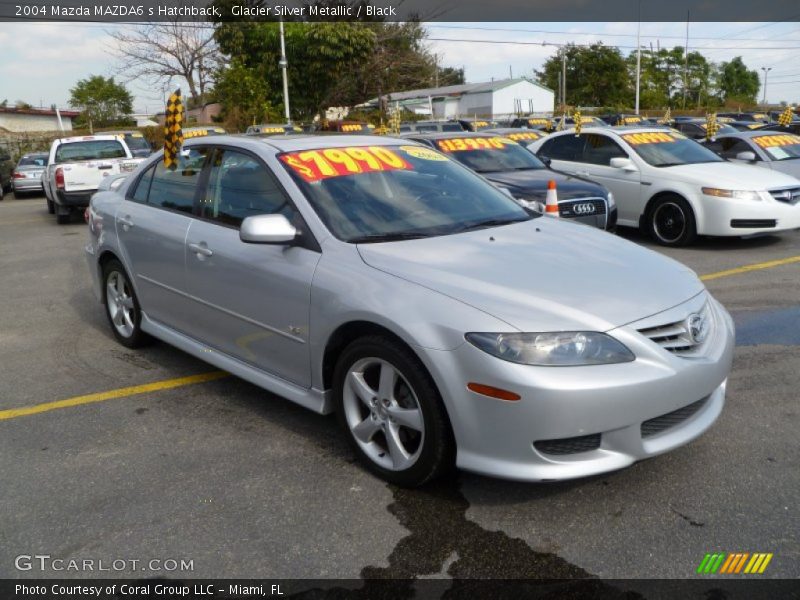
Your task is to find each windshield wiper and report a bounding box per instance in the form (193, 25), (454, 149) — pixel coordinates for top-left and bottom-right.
(348, 231), (432, 244)
(456, 217), (529, 233)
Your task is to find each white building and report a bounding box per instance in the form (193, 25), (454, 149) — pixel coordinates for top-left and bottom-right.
(0, 107), (79, 132)
(364, 78), (555, 119)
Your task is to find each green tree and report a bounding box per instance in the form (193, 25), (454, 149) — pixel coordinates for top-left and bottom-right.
(628, 47), (714, 109)
(215, 17), (376, 121)
(437, 66), (465, 87)
(717, 56), (760, 104)
(69, 75), (133, 130)
(537, 43), (631, 108)
(213, 60), (279, 130)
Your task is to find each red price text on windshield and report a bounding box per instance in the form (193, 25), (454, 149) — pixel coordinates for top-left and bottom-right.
(435, 137), (515, 152)
(280, 147), (411, 183)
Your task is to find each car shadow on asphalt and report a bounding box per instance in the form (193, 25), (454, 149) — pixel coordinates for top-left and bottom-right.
(616, 226), (784, 251)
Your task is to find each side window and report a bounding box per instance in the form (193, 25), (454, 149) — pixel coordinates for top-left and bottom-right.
(582, 134), (628, 165)
(147, 147), (210, 213)
(200, 149), (295, 228)
(129, 164), (155, 203)
(704, 140), (724, 156)
(539, 135), (585, 161)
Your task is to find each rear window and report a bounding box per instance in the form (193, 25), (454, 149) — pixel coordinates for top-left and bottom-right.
(18, 155), (48, 167)
(55, 140), (126, 163)
(433, 136), (547, 173)
(124, 135), (151, 152)
(752, 134), (800, 161)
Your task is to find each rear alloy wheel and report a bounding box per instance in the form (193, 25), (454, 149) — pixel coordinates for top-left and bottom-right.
(649, 196), (697, 246)
(333, 335), (454, 487)
(102, 259), (151, 348)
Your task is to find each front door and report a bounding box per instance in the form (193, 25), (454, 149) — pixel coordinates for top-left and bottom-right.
(183, 148), (321, 387)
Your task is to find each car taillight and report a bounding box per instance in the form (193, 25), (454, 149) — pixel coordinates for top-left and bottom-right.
(55, 168), (65, 189)
(12, 171), (25, 179)
(84, 208), (90, 224)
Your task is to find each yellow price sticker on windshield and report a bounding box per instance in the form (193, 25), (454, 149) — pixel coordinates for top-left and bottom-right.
(506, 132), (543, 141)
(527, 118), (550, 125)
(280, 146), (411, 183)
(435, 137), (516, 152)
(753, 134), (800, 148)
(622, 132), (679, 145)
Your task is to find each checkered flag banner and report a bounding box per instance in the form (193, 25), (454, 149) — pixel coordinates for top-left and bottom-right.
(573, 108), (582, 136)
(706, 112), (720, 141)
(778, 106), (794, 127)
(556, 113), (566, 131)
(163, 89), (184, 169)
(659, 107), (671, 125)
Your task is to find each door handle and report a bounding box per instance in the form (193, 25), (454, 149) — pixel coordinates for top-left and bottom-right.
(188, 242), (213, 257)
(117, 215), (133, 230)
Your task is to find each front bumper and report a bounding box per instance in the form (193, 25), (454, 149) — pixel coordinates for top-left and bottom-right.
(698, 193), (800, 236)
(419, 292), (735, 482)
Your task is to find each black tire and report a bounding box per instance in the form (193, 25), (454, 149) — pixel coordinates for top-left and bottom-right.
(647, 195), (697, 246)
(0, 184), (3, 201)
(102, 259), (152, 348)
(333, 334), (455, 487)
(56, 209), (70, 224)
(46, 197), (55, 214)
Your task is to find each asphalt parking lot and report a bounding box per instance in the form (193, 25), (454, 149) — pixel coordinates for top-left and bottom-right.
(0, 191), (798, 583)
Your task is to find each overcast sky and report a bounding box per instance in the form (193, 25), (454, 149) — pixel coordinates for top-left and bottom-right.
(1, 21), (799, 114)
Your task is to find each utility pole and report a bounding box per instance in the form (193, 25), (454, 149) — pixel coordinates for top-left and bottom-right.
(635, 0), (641, 115)
(562, 49), (567, 108)
(278, 18), (291, 124)
(761, 67), (772, 105)
(682, 11), (689, 109)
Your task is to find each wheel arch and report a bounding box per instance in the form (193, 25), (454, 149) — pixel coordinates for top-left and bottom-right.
(642, 189), (703, 232)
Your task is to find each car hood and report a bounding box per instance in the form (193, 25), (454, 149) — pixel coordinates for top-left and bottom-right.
(662, 161), (800, 189)
(484, 169), (608, 200)
(766, 159), (800, 180)
(357, 218), (704, 332)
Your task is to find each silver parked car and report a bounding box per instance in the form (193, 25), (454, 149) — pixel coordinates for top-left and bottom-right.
(85, 135), (734, 486)
(704, 130), (800, 181)
(11, 152), (48, 196)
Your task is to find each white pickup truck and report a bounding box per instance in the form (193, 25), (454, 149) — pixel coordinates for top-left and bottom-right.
(43, 135), (144, 224)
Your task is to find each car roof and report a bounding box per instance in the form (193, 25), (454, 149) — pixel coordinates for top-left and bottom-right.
(713, 129), (794, 140)
(183, 134), (417, 152)
(399, 131), (504, 140)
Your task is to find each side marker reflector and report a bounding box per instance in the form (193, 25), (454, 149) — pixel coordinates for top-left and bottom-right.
(467, 383), (521, 401)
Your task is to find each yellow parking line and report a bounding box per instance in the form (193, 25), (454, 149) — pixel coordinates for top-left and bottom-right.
(0, 371), (228, 422)
(700, 255), (800, 281)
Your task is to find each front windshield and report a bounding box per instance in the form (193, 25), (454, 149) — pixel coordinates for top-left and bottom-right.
(432, 136), (547, 173)
(752, 134), (800, 161)
(621, 131), (723, 167)
(18, 155), (47, 167)
(280, 144), (533, 243)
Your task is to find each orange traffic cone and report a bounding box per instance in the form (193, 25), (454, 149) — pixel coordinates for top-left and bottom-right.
(545, 180), (560, 217)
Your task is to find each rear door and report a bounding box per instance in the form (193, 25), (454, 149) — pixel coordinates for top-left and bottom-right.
(115, 147), (211, 334)
(183, 147), (321, 387)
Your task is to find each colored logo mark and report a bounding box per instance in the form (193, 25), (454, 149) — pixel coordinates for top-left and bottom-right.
(697, 552), (773, 574)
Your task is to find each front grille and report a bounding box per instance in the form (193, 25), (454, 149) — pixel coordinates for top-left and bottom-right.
(731, 219), (777, 229)
(637, 302), (712, 357)
(559, 197), (607, 218)
(534, 433), (601, 456)
(769, 187), (800, 205)
(641, 398), (708, 438)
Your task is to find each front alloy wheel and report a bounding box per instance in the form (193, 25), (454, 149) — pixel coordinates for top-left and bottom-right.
(649, 196), (697, 246)
(334, 335), (454, 486)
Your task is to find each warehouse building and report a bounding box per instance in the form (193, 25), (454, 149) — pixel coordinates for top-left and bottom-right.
(0, 106), (79, 132)
(364, 78), (555, 119)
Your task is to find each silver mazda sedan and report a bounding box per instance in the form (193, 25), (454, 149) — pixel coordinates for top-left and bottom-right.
(85, 135), (734, 486)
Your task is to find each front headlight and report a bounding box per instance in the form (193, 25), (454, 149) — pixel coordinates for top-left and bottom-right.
(465, 332), (635, 366)
(701, 187), (763, 201)
(607, 192), (616, 209)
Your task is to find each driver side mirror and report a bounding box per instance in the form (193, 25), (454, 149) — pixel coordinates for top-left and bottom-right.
(735, 151), (757, 162)
(240, 214), (298, 244)
(610, 157), (637, 172)
(538, 154), (552, 167)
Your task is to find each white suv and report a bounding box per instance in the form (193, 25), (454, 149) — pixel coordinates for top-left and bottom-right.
(529, 127), (800, 246)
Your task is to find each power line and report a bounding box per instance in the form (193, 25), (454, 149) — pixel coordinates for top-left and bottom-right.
(427, 36), (800, 51)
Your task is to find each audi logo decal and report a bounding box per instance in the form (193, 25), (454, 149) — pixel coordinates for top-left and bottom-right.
(572, 203), (597, 215)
